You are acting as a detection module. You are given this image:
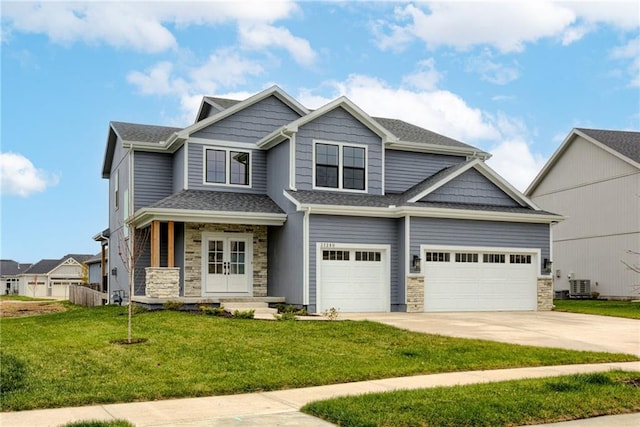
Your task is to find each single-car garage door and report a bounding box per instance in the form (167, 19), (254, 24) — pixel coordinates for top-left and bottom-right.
(423, 247), (537, 312)
(318, 245), (390, 313)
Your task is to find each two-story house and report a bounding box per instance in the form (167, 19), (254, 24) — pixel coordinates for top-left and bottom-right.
(101, 85), (562, 313)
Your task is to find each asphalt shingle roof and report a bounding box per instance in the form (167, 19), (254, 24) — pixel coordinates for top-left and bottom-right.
(204, 96), (242, 110)
(149, 190), (284, 214)
(0, 260), (32, 276)
(373, 117), (479, 150)
(23, 259), (62, 275)
(111, 121), (181, 143)
(577, 128), (640, 164)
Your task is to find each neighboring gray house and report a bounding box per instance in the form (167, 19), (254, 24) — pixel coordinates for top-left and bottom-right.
(102, 85), (562, 313)
(0, 260), (32, 295)
(526, 128), (640, 299)
(19, 254), (93, 298)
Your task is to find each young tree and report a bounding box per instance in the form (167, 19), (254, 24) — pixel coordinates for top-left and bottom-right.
(622, 250), (640, 296)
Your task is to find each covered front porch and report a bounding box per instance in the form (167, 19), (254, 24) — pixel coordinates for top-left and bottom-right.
(130, 191), (287, 304)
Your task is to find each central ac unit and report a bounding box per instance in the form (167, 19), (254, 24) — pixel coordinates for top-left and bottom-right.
(569, 279), (590, 298)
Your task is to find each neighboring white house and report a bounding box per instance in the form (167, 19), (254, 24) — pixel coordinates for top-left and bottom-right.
(526, 128), (640, 299)
(0, 260), (32, 295)
(19, 254), (93, 298)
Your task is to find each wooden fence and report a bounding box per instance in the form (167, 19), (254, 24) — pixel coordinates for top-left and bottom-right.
(69, 285), (109, 307)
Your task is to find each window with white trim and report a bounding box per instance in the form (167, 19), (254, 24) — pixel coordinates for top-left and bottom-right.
(455, 253), (478, 263)
(510, 254), (532, 264)
(425, 252), (450, 262)
(315, 142), (366, 191)
(355, 251), (381, 262)
(483, 253), (506, 263)
(205, 148), (250, 186)
(322, 250), (350, 261)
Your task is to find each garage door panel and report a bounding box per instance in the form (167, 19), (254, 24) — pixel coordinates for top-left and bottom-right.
(319, 247), (389, 313)
(424, 248), (537, 312)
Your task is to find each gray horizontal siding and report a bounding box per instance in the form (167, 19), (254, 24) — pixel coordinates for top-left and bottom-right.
(385, 150), (466, 193)
(409, 218), (550, 274)
(133, 151), (173, 210)
(193, 95), (301, 142)
(266, 139), (292, 209)
(187, 142), (267, 193)
(296, 107), (383, 194)
(309, 215), (400, 310)
(421, 168), (520, 206)
(268, 213), (304, 303)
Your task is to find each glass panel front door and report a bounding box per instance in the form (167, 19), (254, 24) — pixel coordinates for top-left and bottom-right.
(204, 235), (251, 294)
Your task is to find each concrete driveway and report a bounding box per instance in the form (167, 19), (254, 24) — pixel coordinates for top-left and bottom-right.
(341, 311), (640, 356)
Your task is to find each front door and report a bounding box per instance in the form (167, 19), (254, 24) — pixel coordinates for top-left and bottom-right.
(203, 233), (252, 295)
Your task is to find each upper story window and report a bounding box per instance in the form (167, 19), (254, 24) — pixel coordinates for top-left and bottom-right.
(205, 148), (250, 186)
(314, 142), (366, 191)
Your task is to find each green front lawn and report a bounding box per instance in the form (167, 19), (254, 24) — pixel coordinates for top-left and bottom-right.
(1, 304), (637, 411)
(0, 295), (52, 301)
(554, 299), (640, 319)
(302, 371), (640, 427)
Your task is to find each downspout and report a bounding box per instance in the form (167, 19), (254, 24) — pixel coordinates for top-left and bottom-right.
(279, 128), (297, 190)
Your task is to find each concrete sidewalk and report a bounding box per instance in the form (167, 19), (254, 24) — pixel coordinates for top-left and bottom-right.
(2, 362), (639, 427)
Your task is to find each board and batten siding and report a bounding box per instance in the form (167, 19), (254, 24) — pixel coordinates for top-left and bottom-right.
(192, 95), (301, 142)
(308, 215), (400, 312)
(268, 211), (304, 304)
(133, 151), (174, 210)
(295, 107), (384, 194)
(421, 168), (520, 206)
(187, 142), (267, 193)
(385, 150), (465, 193)
(108, 135), (131, 296)
(410, 217), (550, 275)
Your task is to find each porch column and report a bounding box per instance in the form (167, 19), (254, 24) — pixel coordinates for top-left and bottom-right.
(151, 220), (160, 267)
(167, 221), (174, 268)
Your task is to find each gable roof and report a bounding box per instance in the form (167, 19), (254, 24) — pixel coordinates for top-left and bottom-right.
(0, 260), (32, 276)
(22, 254), (93, 275)
(525, 127), (640, 195)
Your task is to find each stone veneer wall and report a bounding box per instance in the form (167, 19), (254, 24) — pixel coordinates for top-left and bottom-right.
(145, 267), (180, 298)
(183, 223), (268, 297)
(537, 277), (553, 311)
(406, 275), (425, 312)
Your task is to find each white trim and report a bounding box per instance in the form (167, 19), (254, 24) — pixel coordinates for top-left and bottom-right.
(183, 142), (189, 190)
(289, 132), (297, 190)
(315, 242), (391, 313)
(404, 214), (411, 306)
(132, 208), (286, 228)
(386, 142), (491, 160)
(189, 137), (256, 149)
(283, 201), (564, 223)
(312, 140), (368, 193)
(303, 207), (310, 305)
(283, 189), (302, 209)
(201, 146), (252, 188)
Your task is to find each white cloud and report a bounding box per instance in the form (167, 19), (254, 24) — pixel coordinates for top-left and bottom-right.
(486, 139), (548, 192)
(401, 58), (442, 90)
(2, 1), (313, 61)
(238, 24), (316, 66)
(375, 1), (639, 53)
(610, 36), (640, 87)
(466, 50), (521, 85)
(0, 152), (59, 197)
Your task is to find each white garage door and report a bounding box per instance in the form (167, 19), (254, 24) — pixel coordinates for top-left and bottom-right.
(318, 246), (390, 313)
(423, 248), (537, 312)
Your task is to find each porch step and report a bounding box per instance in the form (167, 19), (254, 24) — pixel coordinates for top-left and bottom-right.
(222, 302), (278, 320)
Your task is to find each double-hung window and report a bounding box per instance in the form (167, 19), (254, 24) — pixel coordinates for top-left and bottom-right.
(205, 148), (250, 186)
(315, 142), (366, 191)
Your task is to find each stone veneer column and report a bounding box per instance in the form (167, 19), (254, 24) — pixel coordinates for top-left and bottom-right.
(537, 277), (553, 311)
(183, 223), (268, 297)
(406, 275), (425, 312)
(145, 267), (180, 298)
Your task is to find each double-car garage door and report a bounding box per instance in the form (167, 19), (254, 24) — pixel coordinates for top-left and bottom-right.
(423, 247), (538, 312)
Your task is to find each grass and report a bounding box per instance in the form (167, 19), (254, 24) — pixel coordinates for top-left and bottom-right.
(554, 299), (640, 319)
(61, 421), (133, 427)
(0, 295), (53, 301)
(302, 371), (640, 426)
(1, 304), (637, 411)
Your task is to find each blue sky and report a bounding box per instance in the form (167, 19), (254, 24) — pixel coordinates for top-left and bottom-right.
(1, 0), (639, 263)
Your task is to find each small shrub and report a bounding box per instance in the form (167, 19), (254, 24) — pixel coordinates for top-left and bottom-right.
(275, 311), (298, 321)
(323, 307), (340, 321)
(591, 291), (600, 299)
(0, 352), (27, 393)
(200, 305), (227, 316)
(276, 304), (308, 316)
(163, 300), (185, 311)
(232, 309), (255, 319)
